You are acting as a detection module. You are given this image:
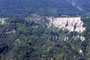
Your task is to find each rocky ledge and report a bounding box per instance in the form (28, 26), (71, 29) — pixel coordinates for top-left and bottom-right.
(48, 17), (85, 33)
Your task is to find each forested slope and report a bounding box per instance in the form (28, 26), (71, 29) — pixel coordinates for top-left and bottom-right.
(0, 0), (83, 17)
(0, 16), (90, 60)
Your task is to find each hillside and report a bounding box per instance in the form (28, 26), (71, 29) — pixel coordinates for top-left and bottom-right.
(67, 0), (90, 16)
(0, 0), (85, 17)
(0, 0), (90, 60)
(0, 16), (90, 60)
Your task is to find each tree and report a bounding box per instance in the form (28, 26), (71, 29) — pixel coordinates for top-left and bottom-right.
(50, 56), (56, 60)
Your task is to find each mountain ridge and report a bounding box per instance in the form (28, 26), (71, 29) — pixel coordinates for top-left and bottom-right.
(0, 0), (89, 17)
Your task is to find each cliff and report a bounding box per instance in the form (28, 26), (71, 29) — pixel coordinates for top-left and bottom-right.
(48, 17), (85, 33)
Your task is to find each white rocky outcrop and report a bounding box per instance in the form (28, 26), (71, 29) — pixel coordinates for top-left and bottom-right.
(80, 36), (85, 41)
(64, 35), (85, 41)
(48, 17), (85, 33)
(79, 49), (83, 53)
(0, 18), (7, 24)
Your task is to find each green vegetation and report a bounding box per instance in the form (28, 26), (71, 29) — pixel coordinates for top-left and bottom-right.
(0, 17), (90, 60)
(0, 0), (87, 17)
(0, 0), (90, 60)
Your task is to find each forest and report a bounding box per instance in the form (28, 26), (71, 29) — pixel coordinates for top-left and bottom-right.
(0, 16), (90, 60)
(0, 0), (90, 60)
(0, 0), (87, 17)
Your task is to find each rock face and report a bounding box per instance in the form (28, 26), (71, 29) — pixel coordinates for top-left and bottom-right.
(0, 18), (7, 24)
(48, 17), (85, 33)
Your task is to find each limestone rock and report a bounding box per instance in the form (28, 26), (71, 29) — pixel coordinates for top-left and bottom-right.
(48, 17), (85, 33)
(0, 18), (8, 25)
